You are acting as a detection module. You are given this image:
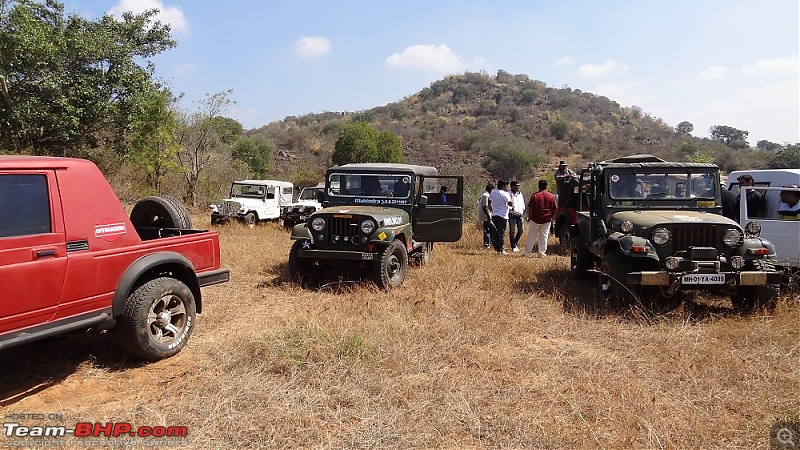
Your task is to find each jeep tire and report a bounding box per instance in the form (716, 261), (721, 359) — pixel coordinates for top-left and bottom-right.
(570, 234), (592, 277)
(130, 195), (192, 229)
(373, 240), (408, 289)
(243, 212), (257, 228)
(288, 240), (319, 286)
(599, 252), (638, 307)
(117, 277), (196, 361)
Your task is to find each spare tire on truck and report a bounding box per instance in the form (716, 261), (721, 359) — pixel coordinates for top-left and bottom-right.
(130, 195), (193, 229)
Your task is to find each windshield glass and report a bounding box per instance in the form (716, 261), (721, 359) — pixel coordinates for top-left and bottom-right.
(327, 173), (412, 202)
(231, 183), (266, 198)
(608, 171), (718, 201)
(299, 188), (322, 201)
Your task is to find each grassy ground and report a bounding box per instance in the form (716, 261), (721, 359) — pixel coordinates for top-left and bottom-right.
(2, 218), (798, 449)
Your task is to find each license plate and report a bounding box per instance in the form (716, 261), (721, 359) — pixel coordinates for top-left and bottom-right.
(361, 252), (374, 260)
(681, 274), (725, 285)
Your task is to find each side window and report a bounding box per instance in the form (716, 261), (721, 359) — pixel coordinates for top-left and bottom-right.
(0, 174), (52, 238)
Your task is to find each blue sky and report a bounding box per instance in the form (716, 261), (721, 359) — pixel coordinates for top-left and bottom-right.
(68, 0), (799, 145)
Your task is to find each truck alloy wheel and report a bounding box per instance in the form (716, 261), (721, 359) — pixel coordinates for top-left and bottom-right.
(117, 277), (196, 361)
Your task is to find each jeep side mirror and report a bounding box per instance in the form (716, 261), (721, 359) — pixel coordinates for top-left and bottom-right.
(418, 195), (428, 207)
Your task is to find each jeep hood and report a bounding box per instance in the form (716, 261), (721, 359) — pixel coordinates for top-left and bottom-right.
(612, 210), (739, 228)
(286, 200), (320, 208)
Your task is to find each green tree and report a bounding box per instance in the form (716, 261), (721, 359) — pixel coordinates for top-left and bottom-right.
(517, 88), (539, 105)
(709, 125), (749, 147)
(756, 140), (781, 151)
(208, 117), (243, 145)
(0, 0), (176, 155)
(129, 88), (180, 192)
(332, 121), (403, 165)
(766, 144), (800, 168)
(232, 137), (273, 178)
(550, 118), (571, 140)
(675, 121), (694, 134)
(484, 142), (545, 180)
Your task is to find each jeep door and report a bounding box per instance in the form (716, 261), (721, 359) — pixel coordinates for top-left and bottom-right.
(413, 176), (464, 242)
(0, 172), (68, 334)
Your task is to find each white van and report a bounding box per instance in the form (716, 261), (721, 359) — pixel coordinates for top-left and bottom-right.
(726, 169), (800, 270)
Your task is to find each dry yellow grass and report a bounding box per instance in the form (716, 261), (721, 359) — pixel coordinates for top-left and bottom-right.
(2, 216), (799, 449)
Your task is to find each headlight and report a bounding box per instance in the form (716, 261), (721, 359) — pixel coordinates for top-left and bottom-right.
(620, 220), (634, 233)
(304, 206), (316, 213)
(665, 256), (679, 270)
(652, 228), (671, 246)
(745, 221), (761, 237)
(731, 256), (745, 270)
(360, 219), (376, 234)
(311, 217), (325, 231)
(722, 229), (742, 247)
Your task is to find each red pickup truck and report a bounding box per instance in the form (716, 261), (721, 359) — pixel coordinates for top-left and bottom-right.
(0, 156), (229, 360)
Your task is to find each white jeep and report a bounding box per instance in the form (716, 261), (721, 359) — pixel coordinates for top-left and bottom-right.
(210, 180), (294, 226)
(726, 169), (800, 286)
(280, 184), (324, 228)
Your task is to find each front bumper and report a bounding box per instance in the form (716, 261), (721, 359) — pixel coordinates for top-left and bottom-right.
(299, 248), (377, 262)
(283, 213), (312, 223)
(628, 270), (782, 288)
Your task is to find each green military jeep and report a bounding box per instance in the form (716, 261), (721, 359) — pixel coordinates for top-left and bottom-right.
(288, 163), (463, 288)
(570, 155), (781, 309)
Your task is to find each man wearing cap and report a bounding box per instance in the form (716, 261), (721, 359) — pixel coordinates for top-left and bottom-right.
(736, 174), (766, 218)
(778, 185), (800, 221)
(555, 160), (576, 208)
(508, 181), (526, 252)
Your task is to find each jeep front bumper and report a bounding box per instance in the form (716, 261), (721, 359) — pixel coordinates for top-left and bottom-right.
(628, 271), (782, 287)
(299, 248), (378, 261)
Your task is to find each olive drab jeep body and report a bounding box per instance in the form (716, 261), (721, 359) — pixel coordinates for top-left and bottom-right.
(288, 163), (464, 288)
(569, 155), (781, 309)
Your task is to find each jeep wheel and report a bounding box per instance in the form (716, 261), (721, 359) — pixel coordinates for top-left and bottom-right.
(557, 225), (572, 255)
(244, 212), (257, 228)
(130, 195), (192, 229)
(289, 240), (319, 286)
(411, 242), (433, 266)
(570, 234), (592, 277)
(373, 240), (408, 289)
(599, 253), (637, 307)
(117, 277), (196, 361)
(731, 259), (780, 311)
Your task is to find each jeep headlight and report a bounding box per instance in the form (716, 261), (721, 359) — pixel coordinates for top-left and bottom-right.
(722, 228), (742, 247)
(744, 221), (761, 237)
(311, 217), (325, 231)
(651, 228), (671, 246)
(360, 219), (376, 234)
(620, 220), (634, 233)
(304, 206), (316, 213)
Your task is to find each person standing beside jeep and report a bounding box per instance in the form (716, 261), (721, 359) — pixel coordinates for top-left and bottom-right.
(477, 182), (495, 248)
(489, 180), (513, 254)
(508, 181), (526, 252)
(736, 174), (765, 218)
(524, 179), (558, 258)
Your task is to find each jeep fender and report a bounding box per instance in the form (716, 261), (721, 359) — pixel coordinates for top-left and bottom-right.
(290, 223), (314, 241)
(738, 237), (777, 261)
(112, 252), (202, 317)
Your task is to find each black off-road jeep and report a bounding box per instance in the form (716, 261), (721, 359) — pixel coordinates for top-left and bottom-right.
(288, 163), (463, 288)
(570, 155), (781, 309)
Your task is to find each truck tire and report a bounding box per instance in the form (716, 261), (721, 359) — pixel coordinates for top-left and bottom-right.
(731, 259), (780, 311)
(117, 277), (196, 361)
(557, 224), (572, 255)
(243, 212), (257, 228)
(570, 234), (592, 277)
(130, 195), (192, 229)
(599, 252), (638, 307)
(410, 242), (433, 266)
(373, 240), (408, 289)
(288, 240), (319, 286)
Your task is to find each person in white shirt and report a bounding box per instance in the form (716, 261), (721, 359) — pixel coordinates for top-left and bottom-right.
(489, 180), (513, 254)
(508, 181), (526, 252)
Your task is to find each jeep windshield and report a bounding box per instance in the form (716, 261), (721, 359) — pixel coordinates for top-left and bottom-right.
(327, 173), (412, 203)
(299, 188), (322, 201)
(607, 170), (718, 204)
(231, 183), (266, 199)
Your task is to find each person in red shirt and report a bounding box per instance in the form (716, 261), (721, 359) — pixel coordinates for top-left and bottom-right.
(523, 179), (558, 257)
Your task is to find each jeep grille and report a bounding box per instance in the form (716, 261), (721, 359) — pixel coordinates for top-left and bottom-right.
(220, 201), (242, 216)
(671, 225), (715, 249)
(324, 216), (360, 250)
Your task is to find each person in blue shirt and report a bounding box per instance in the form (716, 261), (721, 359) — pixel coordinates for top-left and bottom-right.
(439, 186), (448, 204)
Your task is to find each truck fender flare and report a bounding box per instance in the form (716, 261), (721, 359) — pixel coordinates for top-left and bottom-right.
(112, 252), (202, 317)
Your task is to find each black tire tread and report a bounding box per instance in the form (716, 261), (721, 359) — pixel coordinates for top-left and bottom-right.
(130, 195), (192, 229)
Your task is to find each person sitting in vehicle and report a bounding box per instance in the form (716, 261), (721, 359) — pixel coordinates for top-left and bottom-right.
(361, 176), (382, 196)
(611, 173), (643, 198)
(778, 185), (800, 221)
(690, 175), (715, 198)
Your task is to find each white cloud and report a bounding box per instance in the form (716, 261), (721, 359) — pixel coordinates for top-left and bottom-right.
(742, 57), (799, 76)
(555, 56), (575, 67)
(295, 36), (332, 59)
(591, 82), (650, 107)
(108, 0), (189, 35)
(695, 65), (729, 80)
(173, 63), (198, 75)
(385, 44), (463, 73)
(577, 59), (629, 77)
